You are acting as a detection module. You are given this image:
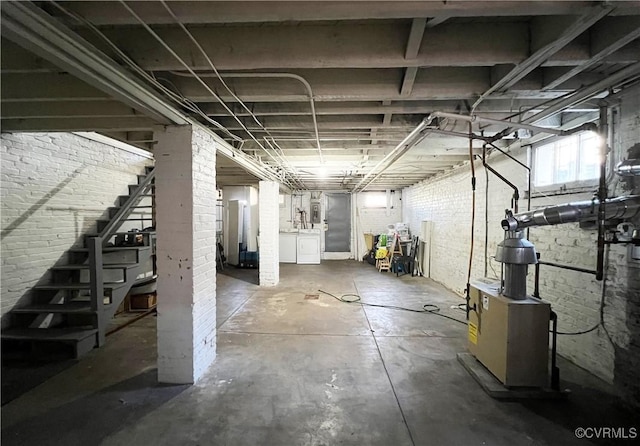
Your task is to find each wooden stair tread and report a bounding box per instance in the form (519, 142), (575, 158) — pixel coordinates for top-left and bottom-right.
(51, 264), (137, 270)
(1, 327), (98, 342)
(69, 246), (151, 253)
(34, 282), (126, 290)
(11, 303), (94, 314)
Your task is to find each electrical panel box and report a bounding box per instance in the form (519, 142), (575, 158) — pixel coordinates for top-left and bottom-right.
(468, 280), (550, 387)
(310, 201), (321, 224)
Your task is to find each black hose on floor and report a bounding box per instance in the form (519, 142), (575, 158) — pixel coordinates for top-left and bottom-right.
(318, 290), (467, 326)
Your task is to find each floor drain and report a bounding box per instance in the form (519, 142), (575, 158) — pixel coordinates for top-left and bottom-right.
(304, 294), (319, 300)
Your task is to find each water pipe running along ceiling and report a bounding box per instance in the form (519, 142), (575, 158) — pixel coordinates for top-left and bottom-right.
(2, 1), (640, 190)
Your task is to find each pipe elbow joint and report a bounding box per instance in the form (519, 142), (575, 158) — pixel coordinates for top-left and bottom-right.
(501, 216), (519, 231)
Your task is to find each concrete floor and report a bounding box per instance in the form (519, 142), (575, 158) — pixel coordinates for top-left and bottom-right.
(2, 261), (638, 446)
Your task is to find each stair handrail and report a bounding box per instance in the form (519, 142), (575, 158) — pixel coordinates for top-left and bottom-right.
(87, 237), (106, 346)
(97, 169), (155, 246)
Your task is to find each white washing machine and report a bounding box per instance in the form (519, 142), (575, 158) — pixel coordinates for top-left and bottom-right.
(279, 232), (298, 263)
(296, 229), (321, 264)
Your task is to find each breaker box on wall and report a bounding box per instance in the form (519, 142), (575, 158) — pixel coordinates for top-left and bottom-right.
(310, 201), (321, 224)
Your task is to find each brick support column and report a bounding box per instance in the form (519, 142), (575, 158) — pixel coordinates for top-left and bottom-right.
(154, 125), (217, 384)
(259, 181), (279, 286)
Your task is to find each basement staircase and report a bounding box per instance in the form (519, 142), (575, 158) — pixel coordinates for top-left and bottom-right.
(1, 166), (156, 359)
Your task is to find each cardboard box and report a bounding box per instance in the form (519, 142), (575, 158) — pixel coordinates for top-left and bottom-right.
(130, 292), (157, 310)
(364, 233), (375, 251)
(115, 293), (130, 315)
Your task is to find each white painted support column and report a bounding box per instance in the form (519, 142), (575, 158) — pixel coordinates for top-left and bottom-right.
(259, 181), (280, 286)
(154, 125), (217, 384)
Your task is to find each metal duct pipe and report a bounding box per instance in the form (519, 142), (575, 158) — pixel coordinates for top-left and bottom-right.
(428, 111), (564, 136)
(351, 116), (434, 192)
(616, 159), (640, 177)
(170, 71), (324, 163)
(501, 195), (640, 231)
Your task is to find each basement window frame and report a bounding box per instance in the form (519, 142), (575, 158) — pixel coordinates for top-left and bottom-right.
(362, 191), (388, 209)
(530, 131), (601, 196)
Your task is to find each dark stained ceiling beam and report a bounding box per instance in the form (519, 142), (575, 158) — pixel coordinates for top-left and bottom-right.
(472, 5), (613, 110)
(1, 72), (111, 101)
(400, 67), (419, 97)
(157, 69), (573, 103)
(2, 1), (638, 191)
(1, 2), (187, 124)
(425, 15), (451, 28)
(48, 1), (639, 25)
(92, 22), (593, 71)
(1, 116), (155, 132)
(404, 18), (426, 60)
(1, 100), (141, 118)
(400, 18), (427, 99)
(197, 100), (598, 117)
(524, 61), (640, 124)
(544, 17), (640, 90)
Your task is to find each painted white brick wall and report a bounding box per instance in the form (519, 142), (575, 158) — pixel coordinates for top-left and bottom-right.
(606, 84), (640, 404)
(279, 191), (357, 259)
(1, 132), (152, 322)
(402, 85), (640, 405)
(155, 125), (217, 384)
(356, 191), (402, 234)
(279, 192), (312, 230)
(259, 181), (280, 286)
(354, 191), (403, 258)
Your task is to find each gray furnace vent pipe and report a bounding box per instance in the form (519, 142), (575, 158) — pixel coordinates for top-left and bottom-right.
(501, 196), (640, 231)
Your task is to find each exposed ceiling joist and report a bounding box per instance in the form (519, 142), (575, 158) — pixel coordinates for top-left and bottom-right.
(525, 62), (640, 124)
(1, 101), (140, 119)
(472, 5), (614, 110)
(544, 17), (640, 90)
(196, 100), (598, 117)
(1, 117), (155, 132)
(425, 15), (451, 28)
(400, 67), (420, 97)
(3, 1), (639, 191)
(404, 18), (426, 60)
(89, 21), (597, 71)
(1, 1), (292, 190)
(1, 1), (187, 125)
(48, 1), (640, 25)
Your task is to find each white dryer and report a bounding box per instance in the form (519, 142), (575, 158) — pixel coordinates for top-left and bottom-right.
(296, 229), (321, 264)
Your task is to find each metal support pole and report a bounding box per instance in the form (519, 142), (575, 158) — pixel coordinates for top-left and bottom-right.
(596, 105), (608, 281)
(533, 254), (541, 299)
(550, 311), (560, 391)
